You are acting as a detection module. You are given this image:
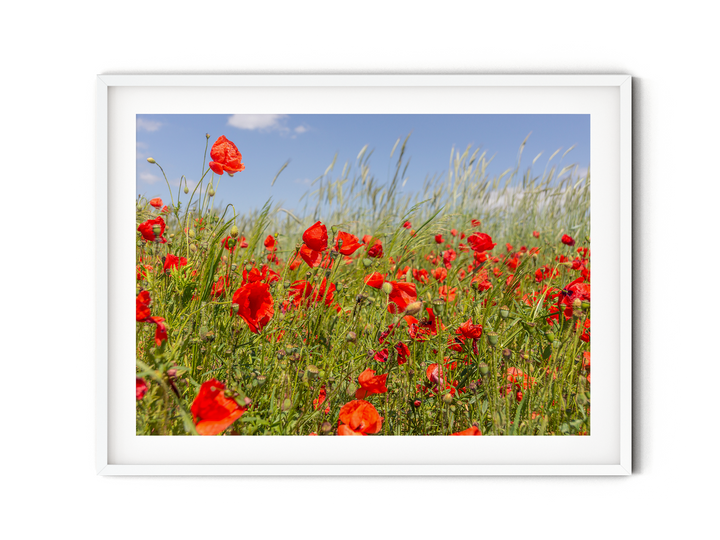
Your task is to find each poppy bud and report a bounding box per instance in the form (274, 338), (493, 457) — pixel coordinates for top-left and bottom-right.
(581, 301), (590, 310)
(346, 331), (357, 343)
(499, 306), (510, 319)
(281, 398), (292, 411)
(147, 157), (156, 164)
(190, 244), (197, 253)
(208, 186), (215, 197)
(404, 301), (423, 316)
(363, 258), (372, 267)
(230, 225), (239, 238)
(486, 332), (499, 347)
(442, 393), (453, 405)
(413, 399), (422, 408)
(381, 282), (393, 295)
(206, 133), (210, 139)
(572, 298), (582, 309)
(188, 229), (195, 238)
(184, 186), (189, 194)
(545, 330), (556, 342)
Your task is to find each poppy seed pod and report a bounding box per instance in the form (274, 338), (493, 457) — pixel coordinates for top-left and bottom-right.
(152, 224), (162, 236)
(478, 363), (490, 376)
(321, 421), (332, 433)
(346, 331), (357, 343)
(381, 282), (394, 295)
(486, 332), (499, 347)
(502, 348), (512, 359)
(499, 306), (510, 319)
(306, 365), (319, 379)
(147, 157), (156, 164)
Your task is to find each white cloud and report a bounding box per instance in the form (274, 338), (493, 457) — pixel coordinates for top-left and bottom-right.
(227, 114), (288, 131)
(139, 171), (162, 184)
(137, 118), (162, 132)
(294, 178), (312, 186)
(294, 125), (308, 134)
(136, 142), (148, 160)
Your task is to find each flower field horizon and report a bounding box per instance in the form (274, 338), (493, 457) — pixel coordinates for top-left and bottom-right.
(136, 132), (591, 436)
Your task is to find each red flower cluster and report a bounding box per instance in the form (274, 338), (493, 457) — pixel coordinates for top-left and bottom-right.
(136, 290), (168, 347)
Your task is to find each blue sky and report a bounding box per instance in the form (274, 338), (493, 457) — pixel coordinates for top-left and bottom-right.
(136, 114), (589, 214)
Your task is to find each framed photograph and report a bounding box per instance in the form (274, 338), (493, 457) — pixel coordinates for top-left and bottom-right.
(97, 75), (631, 475)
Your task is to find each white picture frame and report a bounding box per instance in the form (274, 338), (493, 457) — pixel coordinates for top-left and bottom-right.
(97, 74), (632, 476)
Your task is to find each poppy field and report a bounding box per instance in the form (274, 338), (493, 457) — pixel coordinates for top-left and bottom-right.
(136, 133), (591, 436)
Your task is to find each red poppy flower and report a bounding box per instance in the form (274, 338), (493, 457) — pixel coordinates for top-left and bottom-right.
(136, 290), (151, 321)
(364, 272), (386, 289)
(432, 267), (447, 282)
(467, 232), (496, 253)
(299, 243), (334, 268)
(211, 275), (227, 297)
(149, 197), (162, 208)
(471, 219), (481, 227)
(190, 379), (246, 436)
(505, 367), (535, 389)
(450, 228), (458, 237)
(163, 254), (188, 273)
(303, 221), (328, 252)
(313, 386), (330, 413)
(443, 249), (457, 269)
(373, 349), (389, 362)
(457, 319), (483, 339)
(242, 264), (280, 286)
(439, 286), (457, 302)
(136, 378), (148, 400)
(355, 369), (388, 399)
(232, 282), (274, 333)
(147, 316), (168, 346)
(435, 234), (444, 244)
(363, 234), (383, 259)
(137, 216), (167, 243)
(337, 400), (383, 436)
(161, 205), (170, 213)
(402, 221), (412, 229)
(561, 234), (576, 246)
(136, 264), (153, 280)
(395, 342), (410, 365)
(208, 136), (245, 176)
(412, 268), (429, 284)
(533, 230), (540, 238)
(451, 426), (482, 436)
(288, 280), (314, 307)
(311, 278), (337, 307)
(264, 235), (277, 252)
(334, 231), (364, 255)
(387, 281), (417, 314)
(221, 235), (240, 253)
(407, 307), (442, 341)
